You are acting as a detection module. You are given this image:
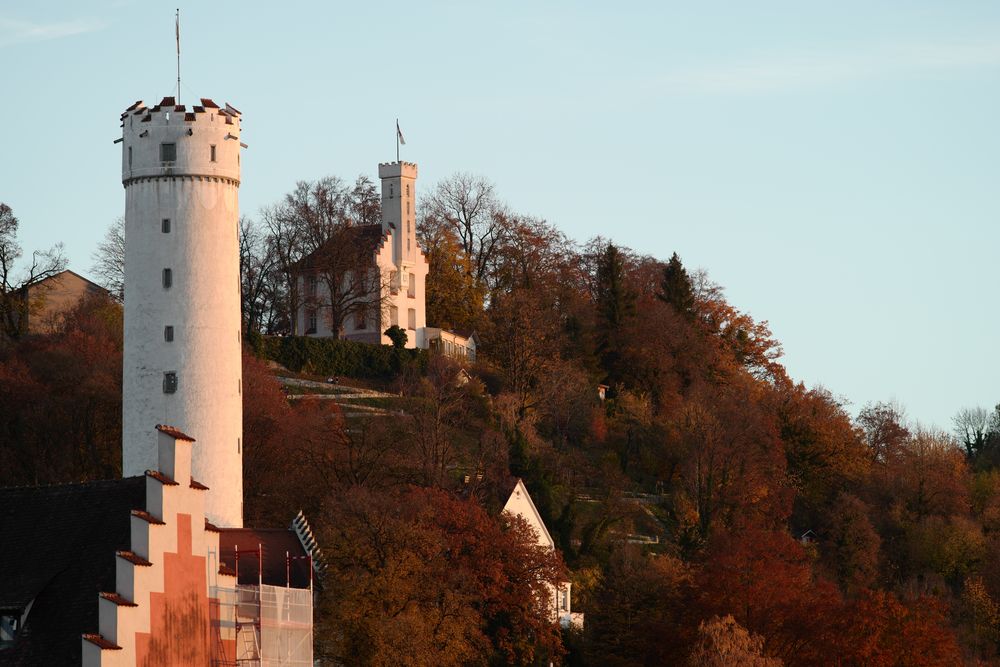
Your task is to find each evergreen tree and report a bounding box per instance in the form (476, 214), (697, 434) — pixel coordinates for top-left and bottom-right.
(658, 252), (695, 318)
(594, 243), (635, 385)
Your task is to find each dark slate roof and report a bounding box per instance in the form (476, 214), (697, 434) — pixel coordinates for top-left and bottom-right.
(0, 477), (145, 665)
(218, 528), (311, 589)
(291, 225), (387, 272)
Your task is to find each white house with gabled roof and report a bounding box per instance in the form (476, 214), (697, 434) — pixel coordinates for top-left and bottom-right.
(502, 479), (583, 630)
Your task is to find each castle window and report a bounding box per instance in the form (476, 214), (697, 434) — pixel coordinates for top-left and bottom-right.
(128, 146), (133, 168)
(306, 309), (317, 335)
(407, 273), (415, 298)
(210, 145), (217, 162)
(389, 184), (394, 198)
(390, 306), (399, 327)
(307, 275), (317, 298)
(407, 308), (416, 330)
(163, 371), (178, 394)
(406, 184), (409, 196)
(355, 305), (367, 331)
(164, 325), (174, 342)
(160, 143), (177, 162)
(162, 268), (172, 289)
(162, 218), (171, 233)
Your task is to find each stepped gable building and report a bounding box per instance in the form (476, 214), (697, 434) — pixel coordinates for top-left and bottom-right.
(291, 160), (477, 360)
(0, 96), (318, 666)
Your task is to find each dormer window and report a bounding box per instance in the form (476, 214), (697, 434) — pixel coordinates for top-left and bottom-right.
(160, 143), (177, 162)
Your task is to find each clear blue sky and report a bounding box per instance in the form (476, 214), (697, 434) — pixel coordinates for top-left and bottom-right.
(2, 1), (997, 430)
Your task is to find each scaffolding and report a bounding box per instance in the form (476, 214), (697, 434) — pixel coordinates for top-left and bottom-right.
(213, 544), (313, 667)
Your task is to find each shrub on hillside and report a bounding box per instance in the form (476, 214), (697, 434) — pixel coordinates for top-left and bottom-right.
(247, 332), (427, 379)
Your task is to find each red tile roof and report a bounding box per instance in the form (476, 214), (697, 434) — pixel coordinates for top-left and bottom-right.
(82, 634), (122, 650)
(155, 424), (195, 442)
(116, 551), (152, 567)
(130, 509), (165, 525)
(144, 470), (178, 486)
(190, 479), (209, 490)
(99, 592), (137, 607)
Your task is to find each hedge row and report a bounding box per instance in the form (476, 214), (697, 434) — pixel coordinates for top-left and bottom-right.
(247, 332), (427, 379)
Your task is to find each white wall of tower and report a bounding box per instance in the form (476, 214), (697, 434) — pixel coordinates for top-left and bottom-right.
(378, 162), (427, 348)
(120, 99), (244, 527)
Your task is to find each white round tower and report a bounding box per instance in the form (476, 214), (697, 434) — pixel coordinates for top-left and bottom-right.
(119, 96), (244, 527)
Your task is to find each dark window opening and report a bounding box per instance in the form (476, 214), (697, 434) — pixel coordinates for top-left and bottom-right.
(164, 326), (174, 342)
(163, 371), (178, 394)
(128, 146), (133, 168)
(162, 218), (171, 233)
(160, 143), (177, 162)
(162, 268), (172, 289)
(210, 145), (217, 162)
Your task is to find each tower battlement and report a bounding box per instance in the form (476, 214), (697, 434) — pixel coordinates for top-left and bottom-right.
(378, 161), (418, 179)
(121, 97), (242, 185)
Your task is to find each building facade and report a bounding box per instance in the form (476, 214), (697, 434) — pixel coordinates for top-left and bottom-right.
(294, 161), (429, 348)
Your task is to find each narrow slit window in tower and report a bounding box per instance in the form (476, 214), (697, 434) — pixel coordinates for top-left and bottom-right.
(162, 218), (171, 233)
(160, 143), (177, 162)
(128, 146), (133, 168)
(164, 326), (174, 342)
(408, 273), (415, 298)
(163, 371), (178, 394)
(162, 268), (172, 288)
(210, 145), (217, 162)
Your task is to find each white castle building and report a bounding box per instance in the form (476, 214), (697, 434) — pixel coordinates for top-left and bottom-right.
(291, 161), (477, 360)
(120, 96), (244, 528)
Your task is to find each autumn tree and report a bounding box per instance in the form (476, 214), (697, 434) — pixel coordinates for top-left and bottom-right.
(417, 216), (483, 331)
(837, 590), (962, 666)
(857, 400), (910, 465)
(694, 528), (843, 664)
(315, 486), (565, 666)
(0, 203), (67, 340)
(0, 292), (122, 484)
(824, 492), (881, 594)
(586, 546), (692, 666)
(422, 173), (505, 287)
(954, 405), (1000, 468)
(239, 215), (282, 334)
(261, 175), (384, 336)
(91, 216), (125, 302)
(688, 615), (782, 667)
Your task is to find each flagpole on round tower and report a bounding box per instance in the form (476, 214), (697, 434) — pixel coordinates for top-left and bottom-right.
(175, 9), (181, 104)
(396, 118), (399, 162)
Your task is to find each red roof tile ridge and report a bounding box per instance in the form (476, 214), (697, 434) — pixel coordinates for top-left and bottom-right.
(99, 592), (138, 607)
(155, 424), (196, 442)
(190, 478), (210, 490)
(82, 633), (123, 650)
(144, 469), (178, 486)
(131, 509), (165, 525)
(205, 520), (222, 533)
(116, 550), (152, 566)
